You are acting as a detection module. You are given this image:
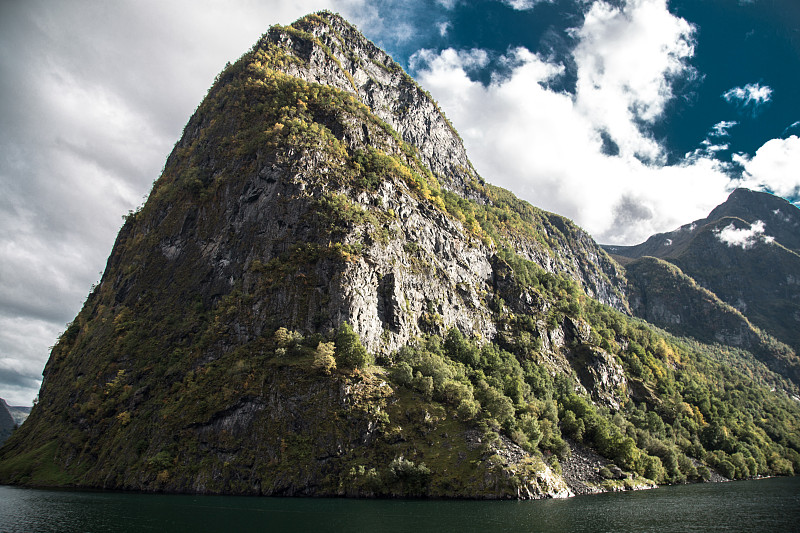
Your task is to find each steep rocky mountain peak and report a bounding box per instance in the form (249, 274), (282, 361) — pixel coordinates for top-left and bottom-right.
(2, 13), (798, 498)
(258, 12), (485, 201)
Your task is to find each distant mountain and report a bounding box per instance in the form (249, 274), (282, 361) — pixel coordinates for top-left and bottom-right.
(621, 255), (799, 383)
(606, 188), (800, 370)
(606, 189), (800, 259)
(0, 399), (28, 445)
(1, 14), (798, 497)
(5, 401), (31, 426)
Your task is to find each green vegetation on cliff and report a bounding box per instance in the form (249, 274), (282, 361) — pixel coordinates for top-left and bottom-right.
(3, 279), (797, 492)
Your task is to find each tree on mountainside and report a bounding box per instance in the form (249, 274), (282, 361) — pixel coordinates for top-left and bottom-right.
(335, 322), (371, 369)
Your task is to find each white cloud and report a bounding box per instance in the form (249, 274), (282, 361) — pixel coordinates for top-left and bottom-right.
(722, 83), (773, 114)
(735, 135), (800, 198)
(714, 220), (774, 249)
(500, 0), (552, 10)
(411, 48), (490, 76)
(572, 0), (695, 162)
(413, 0), (730, 245)
(710, 121), (738, 137)
(686, 120), (738, 161)
(0, 317), (63, 405)
(783, 120), (800, 135)
(772, 208), (793, 224)
(701, 139), (728, 152)
(356, 11), (416, 43)
(437, 21), (452, 37)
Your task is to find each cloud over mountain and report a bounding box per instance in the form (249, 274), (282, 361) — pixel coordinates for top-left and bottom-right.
(412, 0), (731, 245)
(735, 136), (800, 198)
(714, 220), (774, 249)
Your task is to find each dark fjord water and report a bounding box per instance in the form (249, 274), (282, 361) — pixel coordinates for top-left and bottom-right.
(1, 477), (799, 532)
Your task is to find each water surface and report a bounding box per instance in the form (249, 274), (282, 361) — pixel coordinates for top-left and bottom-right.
(1, 477), (798, 532)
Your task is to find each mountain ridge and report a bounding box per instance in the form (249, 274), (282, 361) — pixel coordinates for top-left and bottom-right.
(605, 188), (800, 260)
(605, 188), (800, 362)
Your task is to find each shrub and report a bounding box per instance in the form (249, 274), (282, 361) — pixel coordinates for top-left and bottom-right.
(391, 361), (413, 386)
(478, 387), (515, 429)
(518, 413), (543, 448)
(641, 454), (665, 483)
(312, 342), (336, 375)
(335, 322), (371, 369)
(456, 398), (481, 421)
(716, 459), (736, 479)
(412, 373), (434, 399)
(440, 380), (474, 406)
(388, 457), (431, 493)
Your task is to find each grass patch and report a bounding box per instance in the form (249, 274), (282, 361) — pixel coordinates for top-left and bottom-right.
(0, 441), (80, 487)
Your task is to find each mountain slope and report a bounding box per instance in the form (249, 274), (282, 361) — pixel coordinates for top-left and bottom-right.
(623, 256), (799, 382)
(606, 188), (800, 361)
(625, 256), (764, 347)
(1, 13), (798, 496)
(248, 12), (630, 312)
(3, 400), (30, 427)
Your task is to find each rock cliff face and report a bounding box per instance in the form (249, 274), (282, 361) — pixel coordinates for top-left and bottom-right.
(264, 15), (480, 200)
(1, 12), (799, 497)
(258, 13), (629, 312)
(145, 11), (627, 358)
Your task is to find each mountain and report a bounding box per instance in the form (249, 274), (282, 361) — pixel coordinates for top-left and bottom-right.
(1, 12), (798, 497)
(0, 400), (17, 445)
(5, 402), (31, 427)
(0, 398), (29, 445)
(606, 189), (800, 259)
(606, 188), (800, 380)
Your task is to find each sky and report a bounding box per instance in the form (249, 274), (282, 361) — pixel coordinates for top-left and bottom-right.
(1, 0), (798, 405)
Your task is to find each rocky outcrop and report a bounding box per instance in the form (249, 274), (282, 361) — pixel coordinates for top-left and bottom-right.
(509, 216), (628, 312)
(569, 344), (627, 410)
(262, 13), (482, 200)
(562, 439), (655, 495)
(480, 433), (573, 499)
(334, 179), (497, 354)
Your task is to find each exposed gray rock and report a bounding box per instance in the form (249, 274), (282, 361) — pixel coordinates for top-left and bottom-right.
(261, 12), (630, 315)
(2, 399), (30, 427)
(570, 344), (627, 410)
(266, 14), (482, 201)
(0, 400), (16, 445)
